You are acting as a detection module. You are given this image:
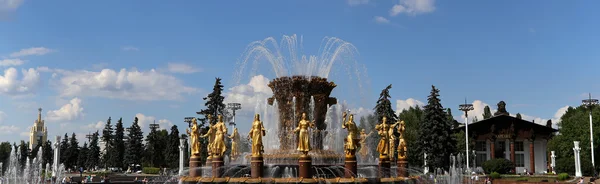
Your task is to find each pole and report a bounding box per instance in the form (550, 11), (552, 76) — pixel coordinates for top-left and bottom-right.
(590, 108), (595, 171)
(465, 113), (470, 172)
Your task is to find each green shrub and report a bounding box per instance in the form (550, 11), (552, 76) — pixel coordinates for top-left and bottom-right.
(489, 172), (501, 179)
(516, 178), (528, 181)
(557, 173), (569, 181)
(482, 158), (514, 174)
(142, 167), (160, 174)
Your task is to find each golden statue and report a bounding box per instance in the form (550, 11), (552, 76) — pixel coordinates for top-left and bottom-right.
(294, 112), (315, 155)
(397, 120), (407, 159)
(186, 118), (202, 156)
(200, 115), (216, 157)
(358, 129), (373, 159)
(375, 117), (390, 156)
(212, 115), (228, 157)
(388, 121), (401, 160)
(229, 127), (241, 160)
(248, 114), (266, 157)
(342, 111), (360, 156)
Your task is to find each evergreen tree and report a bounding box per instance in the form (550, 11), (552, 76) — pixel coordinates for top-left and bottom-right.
(77, 142), (88, 169)
(114, 117), (125, 169)
(374, 84), (397, 123)
(397, 106), (425, 168)
(41, 140), (53, 168)
(0, 142), (12, 175)
(124, 117), (144, 167)
(144, 122), (167, 167)
(197, 77), (227, 163)
(516, 113), (522, 119)
(68, 133), (80, 169)
(420, 85), (454, 170)
(18, 141), (28, 171)
(86, 131), (101, 170)
(59, 133), (69, 165)
(101, 117), (114, 168)
(165, 125), (180, 168)
(482, 106), (492, 119)
(29, 144), (40, 160)
(447, 108), (460, 129)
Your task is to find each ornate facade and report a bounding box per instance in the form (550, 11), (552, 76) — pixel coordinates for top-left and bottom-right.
(29, 108), (48, 150)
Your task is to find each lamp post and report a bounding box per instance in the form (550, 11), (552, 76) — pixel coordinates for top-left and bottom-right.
(227, 103), (241, 130)
(459, 99), (474, 172)
(582, 93), (598, 174)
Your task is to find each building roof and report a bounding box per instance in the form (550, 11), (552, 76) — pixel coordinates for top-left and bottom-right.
(453, 115), (558, 139)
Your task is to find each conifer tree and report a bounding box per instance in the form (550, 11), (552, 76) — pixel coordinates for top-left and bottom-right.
(197, 77), (227, 163)
(101, 117), (114, 168)
(482, 106), (493, 119)
(59, 133), (69, 165)
(420, 85), (455, 170)
(77, 142), (88, 169)
(18, 141), (28, 171)
(124, 117), (144, 167)
(42, 140), (53, 168)
(86, 131), (101, 170)
(165, 125), (180, 168)
(114, 117), (125, 169)
(68, 133), (80, 169)
(374, 84), (397, 123)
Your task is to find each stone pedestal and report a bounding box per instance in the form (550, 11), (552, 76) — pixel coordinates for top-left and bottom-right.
(397, 157), (408, 177)
(189, 155), (202, 177)
(212, 156), (225, 178)
(379, 155), (390, 178)
(251, 156), (264, 178)
(206, 155), (213, 166)
(344, 155), (357, 178)
(299, 154), (312, 178)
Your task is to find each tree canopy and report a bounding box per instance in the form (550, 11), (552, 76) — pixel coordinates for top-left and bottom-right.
(374, 84), (397, 123)
(420, 85), (455, 170)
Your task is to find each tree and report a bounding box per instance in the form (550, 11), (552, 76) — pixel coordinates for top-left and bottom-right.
(0, 142), (11, 175)
(546, 119), (552, 128)
(29, 143), (40, 160)
(86, 131), (101, 170)
(165, 125), (180, 168)
(398, 106), (425, 168)
(68, 133), (80, 169)
(374, 84), (397, 123)
(124, 117), (144, 167)
(144, 124), (167, 167)
(197, 77), (227, 163)
(18, 141), (28, 171)
(114, 117), (125, 169)
(420, 85), (455, 170)
(515, 113), (522, 119)
(42, 140), (53, 168)
(547, 106), (599, 175)
(483, 106), (492, 119)
(59, 133), (69, 165)
(447, 108), (460, 129)
(101, 117), (114, 168)
(77, 142), (89, 169)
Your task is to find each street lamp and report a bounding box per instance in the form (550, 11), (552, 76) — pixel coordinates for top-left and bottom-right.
(227, 103), (241, 129)
(459, 99), (474, 172)
(582, 93), (598, 174)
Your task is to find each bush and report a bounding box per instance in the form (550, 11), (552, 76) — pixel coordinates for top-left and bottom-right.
(489, 172), (501, 179)
(557, 173), (569, 181)
(482, 158), (514, 174)
(142, 167), (160, 174)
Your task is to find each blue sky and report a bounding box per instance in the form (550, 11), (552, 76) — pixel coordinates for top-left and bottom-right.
(0, 0), (599, 144)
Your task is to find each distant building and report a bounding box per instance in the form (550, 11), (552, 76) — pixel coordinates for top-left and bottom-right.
(29, 108), (48, 150)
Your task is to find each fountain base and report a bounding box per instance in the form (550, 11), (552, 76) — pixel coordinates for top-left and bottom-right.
(378, 155), (390, 178)
(251, 156), (264, 178)
(344, 155), (357, 178)
(397, 158), (408, 177)
(179, 177), (415, 184)
(212, 156), (224, 177)
(189, 155), (202, 177)
(298, 154), (312, 178)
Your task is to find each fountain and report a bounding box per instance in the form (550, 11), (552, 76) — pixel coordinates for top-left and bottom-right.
(0, 145), (65, 184)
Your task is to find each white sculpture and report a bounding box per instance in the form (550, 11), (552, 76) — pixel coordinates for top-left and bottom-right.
(179, 138), (186, 176)
(52, 135), (60, 177)
(550, 151), (556, 174)
(574, 141), (582, 177)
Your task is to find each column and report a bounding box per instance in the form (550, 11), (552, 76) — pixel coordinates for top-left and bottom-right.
(574, 141), (582, 177)
(529, 140), (535, 173)
(510, 139), (515, 173)
(550, 151), (556, 174)
(179, 139), (185, 176)
(52, 136), (60, 177)
(489, 138), (495, 159)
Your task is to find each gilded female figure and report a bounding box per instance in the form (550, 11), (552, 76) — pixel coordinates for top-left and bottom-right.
(397, 120), (407, 159)
(200, 115), (216, 157)
(376, 117), (390, 156)
(294, 112), (315, 155)
(229, 127), (241, 159)
(248, 114), (266, 156)
(212, 115), (228, 157)
(342, 111), (360, 156)
(186, 118), (201, 156)
(358, 129), (373, 159)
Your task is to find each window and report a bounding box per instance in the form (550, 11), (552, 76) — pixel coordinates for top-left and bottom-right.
(515, 154), (525, 167)
(476, 153), (487, 167)
(515, 141), (524, 151)
(475, 141), (486, 152)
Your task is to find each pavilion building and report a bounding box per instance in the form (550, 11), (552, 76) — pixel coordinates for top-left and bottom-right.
(29, 108), (48, 150)
(458, 101), (558, 174)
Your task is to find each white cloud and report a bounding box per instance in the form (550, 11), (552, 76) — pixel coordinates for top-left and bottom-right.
(0, 0), (24, 16)
(0, 67), (40, 96)
(0, 59), (24, 67)
(347, 0), (369, 6)
(349, 107), (373, 119)
(457, 100), (495, 122)
(9, 47), (54, 57)
(0, 111), (6, 123)
(225, 75), (273, 113)
(46, 97), (84, 122)
(0, 125), (18, 134)
(82, 121), (105, 131)
(45, 67), (198, 101)
(390, 0), (435, 16)
(20, 131), (29, 137)
(121, 46), (139, 51)
(166, 63), (201, 74)
(396, 98), (425, 113)
(135, 113), (173, 131)
(374, 16), (391, 24)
